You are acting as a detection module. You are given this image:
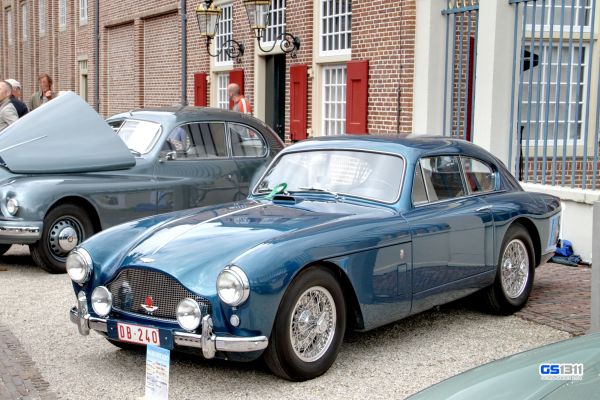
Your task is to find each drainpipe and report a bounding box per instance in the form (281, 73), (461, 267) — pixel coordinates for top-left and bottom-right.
(180, 0), (188, 106)
(94, 0), (100, 112)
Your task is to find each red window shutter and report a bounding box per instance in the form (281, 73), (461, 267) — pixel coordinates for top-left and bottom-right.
(290, 64), (308, 141)
(345, 60), (369, 134)
(193, 73), (207, 107)
(229, 69), (245, 110)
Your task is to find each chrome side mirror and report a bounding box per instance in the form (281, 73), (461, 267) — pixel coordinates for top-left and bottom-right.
(165, 151), (177, 161)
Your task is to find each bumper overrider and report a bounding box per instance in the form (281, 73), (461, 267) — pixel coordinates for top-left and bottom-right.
(69, 302), (268, 359)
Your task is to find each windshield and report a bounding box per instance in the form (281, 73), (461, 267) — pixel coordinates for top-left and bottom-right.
(254, 150), (404, 203)
(117, 119), (162, 155)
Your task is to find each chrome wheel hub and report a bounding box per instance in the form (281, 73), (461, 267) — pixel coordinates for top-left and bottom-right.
(57, 226), (78, 252)
(289, 286), (336, 363)
(48, 217), (84, 259)
(500, 239), (529, 299)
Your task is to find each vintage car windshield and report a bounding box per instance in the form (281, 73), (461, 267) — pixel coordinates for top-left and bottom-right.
(117, 119), (162, 155)
(255, 150), (404, 203)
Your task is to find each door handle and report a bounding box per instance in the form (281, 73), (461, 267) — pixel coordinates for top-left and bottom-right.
(476, 205), (493, 212)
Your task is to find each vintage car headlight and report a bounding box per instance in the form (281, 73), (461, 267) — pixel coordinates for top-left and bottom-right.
(66, 248), (93, 284)
(176, 298), (201, 331)
(216, 265), (250, 306)
(91, 286), (112, 317)
(6, 197), (18, 216)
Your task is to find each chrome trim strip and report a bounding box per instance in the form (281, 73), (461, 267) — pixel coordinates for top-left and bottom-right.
(0, 225), (41, 239)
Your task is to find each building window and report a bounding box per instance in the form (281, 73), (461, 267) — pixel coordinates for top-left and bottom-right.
(263, 0), (285, 43)
(6, 8), (13, 45)
(79, 0), (88, 24)
(322, 65), (347, 136)
(59, 0), (66, 30)
(217, 73), (230, 110)
(79, 60), (88, 102)
(38, 0), (45, 35)
(320, 0), (352, 55)
(521, 43), (588, 143)
(21, 2), (28, 42)
(215, 3), (233, 66)
(527, 0), (592, 32)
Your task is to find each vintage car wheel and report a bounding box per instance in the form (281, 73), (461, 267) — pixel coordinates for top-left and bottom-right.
(30, 204), (95, 274)
(0, 244), (12, 256)
(482, 224), (535, 315)
(264, 267), (346, 381)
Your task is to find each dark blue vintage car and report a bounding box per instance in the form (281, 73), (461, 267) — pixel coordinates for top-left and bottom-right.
(68, 135), (561, 381)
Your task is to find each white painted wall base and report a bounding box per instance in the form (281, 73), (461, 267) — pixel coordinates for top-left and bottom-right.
(521, 183), (600, 263)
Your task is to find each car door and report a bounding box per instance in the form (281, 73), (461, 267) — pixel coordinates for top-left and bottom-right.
(153, 121), (240, 212)
(402, 155), (494, 313)
(228, 122), (270, 199)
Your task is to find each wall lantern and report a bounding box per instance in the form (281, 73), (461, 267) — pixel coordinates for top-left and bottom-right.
(196, 0), (245, 62)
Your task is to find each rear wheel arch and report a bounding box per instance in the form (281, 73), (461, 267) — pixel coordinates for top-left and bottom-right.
(510, 217), (541, 267)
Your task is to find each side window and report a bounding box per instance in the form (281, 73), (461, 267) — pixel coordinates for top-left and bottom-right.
(411, 163), (428, 205)
(462, 157), (496, 193)
(229, 123), (268, 158)
(420, 156), (465, 201)
(163, 122), (228, 160)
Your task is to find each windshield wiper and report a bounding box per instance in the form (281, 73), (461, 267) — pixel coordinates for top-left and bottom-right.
(293, 187), (340, 198)
(129, 148), (142, 156)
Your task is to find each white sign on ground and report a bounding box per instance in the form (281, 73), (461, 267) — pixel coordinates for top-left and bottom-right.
(145, 345), (170, 400)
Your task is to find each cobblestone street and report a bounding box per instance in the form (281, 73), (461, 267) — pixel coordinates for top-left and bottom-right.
(0, 248), (591, 399)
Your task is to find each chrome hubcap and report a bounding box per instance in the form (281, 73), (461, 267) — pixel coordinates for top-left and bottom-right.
(290, 286), (336, 363)
(48, 217), (84, 260)
(500, 239), (529, 299)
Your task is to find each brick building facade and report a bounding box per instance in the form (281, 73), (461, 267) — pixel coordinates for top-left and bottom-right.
(0, 0), (415, 141)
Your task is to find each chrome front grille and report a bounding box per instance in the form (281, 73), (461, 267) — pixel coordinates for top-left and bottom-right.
(107, 268), (211, 321)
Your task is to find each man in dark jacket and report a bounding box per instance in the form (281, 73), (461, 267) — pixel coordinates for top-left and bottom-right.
(5, 79), (28, 118)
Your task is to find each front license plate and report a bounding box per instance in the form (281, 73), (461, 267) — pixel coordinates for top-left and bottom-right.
(117, 322), (160, 346)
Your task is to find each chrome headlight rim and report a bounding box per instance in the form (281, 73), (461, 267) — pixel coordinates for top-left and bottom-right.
(216, 265), (250, 307)
(66, 248), (93, 284)
(91, 285), (112, 317)
(176, 298), (202, 331)
(5, 197), (18, 216)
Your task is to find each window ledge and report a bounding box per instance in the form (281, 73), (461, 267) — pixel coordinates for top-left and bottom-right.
(521, 182), (600, 205)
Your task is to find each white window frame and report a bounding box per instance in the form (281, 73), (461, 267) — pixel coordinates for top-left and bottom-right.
(6, 8), (13, 45)
(79, 0), (88, 25)
(215, 3), (233, 67)
(521, 42), (589, 145)
(59, 0), (66, 30)
(21, 2), (28, 42)
(262, 0), (286, 46)
(526, 0), (592, 33)
(216, 73), (230, 110)
(38, 0), (45, 35)
(319, 0), (352, 56)
(322, 65), (347, 136)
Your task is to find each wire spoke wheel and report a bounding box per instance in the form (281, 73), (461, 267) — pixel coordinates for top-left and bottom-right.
(289, 286), (336, 363)
(500, 239), (529, 299)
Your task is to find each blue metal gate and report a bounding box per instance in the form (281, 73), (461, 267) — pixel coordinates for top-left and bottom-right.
(442, 0), (480, 141)
(508, 0), (599, 189)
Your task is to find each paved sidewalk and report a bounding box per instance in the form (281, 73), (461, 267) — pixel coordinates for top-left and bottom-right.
(0, 322), (56, 399)
(516, 263), (591, 335)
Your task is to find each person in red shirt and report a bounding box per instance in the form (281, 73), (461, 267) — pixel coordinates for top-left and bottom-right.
(227, 83), (252, 114)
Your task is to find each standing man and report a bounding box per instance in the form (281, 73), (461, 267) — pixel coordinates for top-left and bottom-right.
(5, 79), (28, 118)
(0, 81), (18, 132)
(228, 83), (252, 114)
(29, 73), (55, 111)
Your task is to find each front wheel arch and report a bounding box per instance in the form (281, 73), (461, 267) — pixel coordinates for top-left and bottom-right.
(45, 196), (102, 233)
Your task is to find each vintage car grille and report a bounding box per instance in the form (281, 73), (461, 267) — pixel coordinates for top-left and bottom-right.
(107, 268), (211, 321)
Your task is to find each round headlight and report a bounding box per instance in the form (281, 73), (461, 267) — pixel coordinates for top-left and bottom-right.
(6, 197), (18, 216)
(91, 286), (112, 317)
(66, 248), (93, 284)
(176, 298), (201, 331)
(216, 265), (249, 306)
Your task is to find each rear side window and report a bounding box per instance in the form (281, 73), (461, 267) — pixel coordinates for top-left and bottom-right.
(229, 123), (268, 158)
(462, 157), (496, 193)
(163, 122), (228, 159)
(419, 156), (466, 202)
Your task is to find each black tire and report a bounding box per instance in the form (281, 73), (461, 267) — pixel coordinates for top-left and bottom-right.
(482, 224), (535, 315)
(30, 204), (95, 274)
(105, 338), (145, 352)
(263, 267), (346, 381)
(0, 244), (12, 256)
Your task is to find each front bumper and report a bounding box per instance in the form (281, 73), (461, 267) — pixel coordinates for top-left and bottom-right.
(0, 220), (42, 243)
(69, 307), (268, 359)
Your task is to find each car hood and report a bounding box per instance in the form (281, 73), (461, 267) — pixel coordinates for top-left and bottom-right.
(408, 333), (600, 400)
(108, 198), (392, 294)
(0, 92), (135, 174)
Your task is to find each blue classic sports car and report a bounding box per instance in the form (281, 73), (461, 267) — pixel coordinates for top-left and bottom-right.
(68, 136), (561, 381)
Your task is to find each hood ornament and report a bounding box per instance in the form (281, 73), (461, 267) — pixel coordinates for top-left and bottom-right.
(141, 296), (158, 314)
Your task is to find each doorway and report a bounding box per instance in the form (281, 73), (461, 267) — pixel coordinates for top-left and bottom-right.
(264, 54), (286, 141)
